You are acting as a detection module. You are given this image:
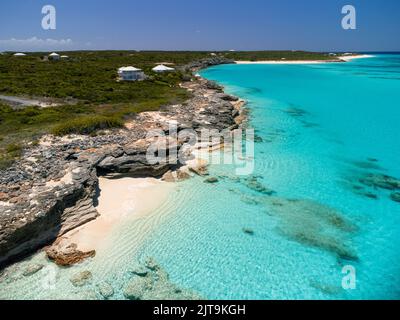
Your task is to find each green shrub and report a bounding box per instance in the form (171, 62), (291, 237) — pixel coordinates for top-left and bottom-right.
(51, 116), (123, 135)
(0, 157), (13, 170)
(0, 143), (23, 168)
(6, 143), (22, 154)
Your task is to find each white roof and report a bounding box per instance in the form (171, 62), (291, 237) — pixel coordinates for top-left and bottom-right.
(49, 52), (60, 56)
(152, 64), (175, 71)
(60, 55), (69, 58)
(118, 66), (142, 72)
(13, 53), (26, 56)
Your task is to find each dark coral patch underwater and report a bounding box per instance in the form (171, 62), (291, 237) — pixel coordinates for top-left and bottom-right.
(263, 197), (359, 262)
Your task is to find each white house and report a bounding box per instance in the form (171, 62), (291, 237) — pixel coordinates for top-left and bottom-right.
(13, 53), (26, 57)
(118, 66), (145, 81)
(60, 55), (69, 59)
(49, 52), (60, 60)
(152, 64), (175, 73)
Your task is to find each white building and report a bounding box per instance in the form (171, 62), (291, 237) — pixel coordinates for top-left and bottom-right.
(49, 52), (60, 60)
(13, 53), (26, 57)
(118, 66), (145, 81)
(152, 64), (175, 73)
(60, 55), (69, 59)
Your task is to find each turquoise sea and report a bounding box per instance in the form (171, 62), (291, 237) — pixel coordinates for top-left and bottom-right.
(1, 54), (400, 299)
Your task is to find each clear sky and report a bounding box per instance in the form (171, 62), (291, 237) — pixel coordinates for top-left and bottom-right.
(0, 0), (399, 52)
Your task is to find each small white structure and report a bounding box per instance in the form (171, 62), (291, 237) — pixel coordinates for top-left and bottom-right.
(152, 64), (175, 73)
(49, 52), (60, 60)
(60, 55), (69, 60)
(13, 53), (26, 57)
(118, 66), (145, 81)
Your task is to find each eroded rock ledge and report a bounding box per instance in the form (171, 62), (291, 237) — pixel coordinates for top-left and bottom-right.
(0, 73), (246, 268)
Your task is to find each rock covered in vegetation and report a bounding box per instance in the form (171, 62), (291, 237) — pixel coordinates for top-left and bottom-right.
(70, 270), (92, 287)
(97, 281), (114, 299)
(242, 228), (255, 235)
(359, 173), (400, 190)
(123, 274), (154, 300)
(123, 258), (201, 300)
(22, 263), (44, 277)
(244, 176), (275, 195)
(204, 177), (219, 184)
(390, 192), (400, 203)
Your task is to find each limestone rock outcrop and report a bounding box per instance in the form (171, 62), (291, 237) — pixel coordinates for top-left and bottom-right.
(0, 73), (246, 269)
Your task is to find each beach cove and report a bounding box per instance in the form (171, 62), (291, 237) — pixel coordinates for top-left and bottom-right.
(1, 54), (400, 299)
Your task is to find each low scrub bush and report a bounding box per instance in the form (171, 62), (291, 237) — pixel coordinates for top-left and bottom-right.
(51, 116), (123, 135)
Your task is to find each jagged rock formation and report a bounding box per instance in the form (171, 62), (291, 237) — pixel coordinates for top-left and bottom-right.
(46, 242), (96, 266)
(0, 76), (246, 268)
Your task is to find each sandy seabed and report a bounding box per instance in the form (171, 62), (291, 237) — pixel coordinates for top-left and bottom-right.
(60, 177), (174, 252)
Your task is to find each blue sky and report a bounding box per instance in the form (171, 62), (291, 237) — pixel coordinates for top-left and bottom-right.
(0, 0), (399, 52)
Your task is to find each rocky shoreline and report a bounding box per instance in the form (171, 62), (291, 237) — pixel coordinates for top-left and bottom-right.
(0, 57), (246, 269)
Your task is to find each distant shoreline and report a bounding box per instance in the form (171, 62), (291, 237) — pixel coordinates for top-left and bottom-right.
(235, 54), (374, 64)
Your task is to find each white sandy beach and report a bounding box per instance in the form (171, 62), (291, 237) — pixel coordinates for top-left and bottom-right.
(59, 177), (174, 252)
(235, 54), (374, 64)
(339, 54), (375, 61)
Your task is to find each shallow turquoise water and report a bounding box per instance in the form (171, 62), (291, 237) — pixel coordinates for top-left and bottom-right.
(1, 55), (400, 300)
(136, 55), (400, 299)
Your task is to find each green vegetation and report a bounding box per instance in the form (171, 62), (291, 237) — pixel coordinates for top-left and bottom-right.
(0, 139), (22, 170)
(0, 51), (201, 103)
(224, 50), (337, 61)
(52, 116), (123, 136)
(0, 50), (333, 168)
